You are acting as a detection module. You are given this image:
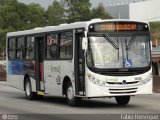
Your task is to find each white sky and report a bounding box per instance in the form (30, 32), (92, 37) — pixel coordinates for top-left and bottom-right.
(18, 0), (135, 8)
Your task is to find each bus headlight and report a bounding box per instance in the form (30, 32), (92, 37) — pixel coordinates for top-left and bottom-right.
(139, 76), (152, 85)
(87, 73), (106, 87)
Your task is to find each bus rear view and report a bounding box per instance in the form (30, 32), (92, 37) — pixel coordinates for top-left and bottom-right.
(85, 21), (152, 105)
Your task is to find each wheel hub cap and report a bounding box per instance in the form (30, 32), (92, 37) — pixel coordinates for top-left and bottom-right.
(67, 87), (74, 100)
(26, 82), (31, 96)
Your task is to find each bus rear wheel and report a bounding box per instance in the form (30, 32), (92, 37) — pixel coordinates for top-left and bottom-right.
(66, 82), (81, 106)
(115, 96), (130, 105)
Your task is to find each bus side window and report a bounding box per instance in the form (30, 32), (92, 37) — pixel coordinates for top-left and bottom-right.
(60, 31), (73, 59)
(17, 37), (25, 59)
(26, 36), (34, 59)
(8, 38), (16, 60)
(45, 33), (58, 60)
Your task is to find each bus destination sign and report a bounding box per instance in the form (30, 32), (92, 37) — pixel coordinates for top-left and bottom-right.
(89, 22), (149, 32)
(101, 24), (137, 31)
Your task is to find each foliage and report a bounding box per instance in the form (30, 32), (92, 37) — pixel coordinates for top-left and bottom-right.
(0, 0), (45, 52)
(0, 27), (15, 51)
(149, 22), (160, 39)
(91, 3), (113, 19)
(26, 3), (45, 28)
(46, 0), (65, 25)
(149, 22), (160, 33)
(61, 0), (92, 23)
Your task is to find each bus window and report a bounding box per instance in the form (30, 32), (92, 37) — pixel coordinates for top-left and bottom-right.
(45, 33), (58, 59)
(17, 37), (25, 59)
(60, 31), (73, 59)
(26, 36), (34, 59)
(8, 38), (16, 60)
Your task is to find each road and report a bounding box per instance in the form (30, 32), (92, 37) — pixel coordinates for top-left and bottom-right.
(0, 81), (160, 120)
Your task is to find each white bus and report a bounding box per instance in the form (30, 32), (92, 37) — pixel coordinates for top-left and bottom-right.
(6, 19), (152, 106)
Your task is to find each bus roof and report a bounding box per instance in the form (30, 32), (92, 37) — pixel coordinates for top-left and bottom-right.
(7, 19), (149, 37)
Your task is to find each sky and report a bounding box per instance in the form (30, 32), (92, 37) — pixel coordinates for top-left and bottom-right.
(18, 0), (137, 9)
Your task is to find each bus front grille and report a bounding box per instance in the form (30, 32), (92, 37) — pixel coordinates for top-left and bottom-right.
(110, 91), (137, 94)
(107, 81), (139, 85)
(109, 87), (137, 94)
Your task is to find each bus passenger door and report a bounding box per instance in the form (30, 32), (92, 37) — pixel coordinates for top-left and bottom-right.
(35, 36), (45, 92)
(74, 29), (86, 96)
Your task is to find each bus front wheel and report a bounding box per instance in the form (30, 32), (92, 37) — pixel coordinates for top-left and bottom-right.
(115, 96), (130, 105)
(25, 78), (37, 100)
(25, 78), (43, 100)
(66, 82), (80, 106)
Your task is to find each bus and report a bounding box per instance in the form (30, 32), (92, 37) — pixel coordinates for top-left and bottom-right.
(6, 19), (152, 106)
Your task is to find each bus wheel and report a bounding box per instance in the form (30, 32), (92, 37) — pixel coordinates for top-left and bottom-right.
(25, 78), (37, 100)
(115, 96), (130, 105)
(66, 82), (80, 106)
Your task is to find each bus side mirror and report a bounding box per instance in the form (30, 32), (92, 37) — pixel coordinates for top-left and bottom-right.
(82, 37), (87, 50)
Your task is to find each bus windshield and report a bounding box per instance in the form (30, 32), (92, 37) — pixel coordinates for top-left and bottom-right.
(87, 34), (150, 69)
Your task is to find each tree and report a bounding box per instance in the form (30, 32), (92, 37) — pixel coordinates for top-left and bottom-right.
(0, 1), (46, 31)
(46, 0), (65, 26)
(26, 3), (45, 29)
(0, 1), (46, 53)
(61, 0), (92, 23)
(91, 3), (113, 19)
(14, 2), (30, 29)
(0, 27), (15, 52)
(149, 22), (160, 40)
(150, 22), (160, 34)
(0, 0), (21, 29)
(0, 0), (16, 7)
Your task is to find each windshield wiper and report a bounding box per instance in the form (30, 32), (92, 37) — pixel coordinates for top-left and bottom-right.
(103, 34), (119, 49)
(125, 38), (128, 59)
(127, 34), (136, 50)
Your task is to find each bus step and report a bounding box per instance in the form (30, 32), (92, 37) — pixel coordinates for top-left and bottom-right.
(75, 95), (86, 98)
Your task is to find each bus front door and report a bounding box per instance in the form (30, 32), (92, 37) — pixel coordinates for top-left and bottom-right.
(75, 30), (85, 96)
(35, 36), (44, 92)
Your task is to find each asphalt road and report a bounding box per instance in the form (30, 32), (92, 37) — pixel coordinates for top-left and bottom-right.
(0, 81), (160, 120)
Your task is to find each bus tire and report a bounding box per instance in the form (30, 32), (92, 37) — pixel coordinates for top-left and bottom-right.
(66, 82), (80, 106)
(25, 78), (37, 100)
(115, 96), (130, 105)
